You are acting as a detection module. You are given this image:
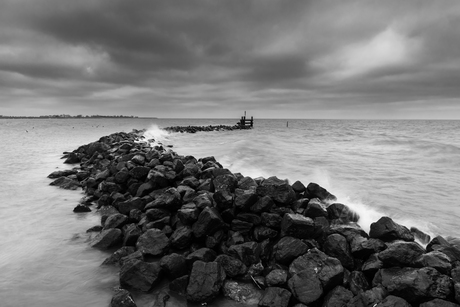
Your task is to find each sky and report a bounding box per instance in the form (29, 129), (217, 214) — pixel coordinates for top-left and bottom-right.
(1, 0), (460, 119)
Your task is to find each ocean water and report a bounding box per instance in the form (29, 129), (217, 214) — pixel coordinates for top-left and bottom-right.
(1, 118), (460, 306)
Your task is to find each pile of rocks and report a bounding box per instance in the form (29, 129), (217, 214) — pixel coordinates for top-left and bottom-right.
(48, 129), (460, 307)
(163, 124), (251, 133)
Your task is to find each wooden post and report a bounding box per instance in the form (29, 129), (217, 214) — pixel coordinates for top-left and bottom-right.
(250, 116), (253, 127)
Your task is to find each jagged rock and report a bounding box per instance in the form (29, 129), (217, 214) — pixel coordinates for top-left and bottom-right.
(130, 166), (150, 180)
(323, 233), (354, 270)
(177, 204), (200, 225)
(231, 219), (253, 234)
(185, 248), (217, 267)
(118, 197), (145, 215)
(419, 299), (460, 307)
(323, 286), (353, 307)
(136, 229), (170, 257)
(144, 188), (181, 211)
(369, 216), (414, 242)
(292, 180), (306, 193)
(372, 267), (453, 304)
(288, 269), (323, 305)
(64, 152), (80, 164)
(170, 226), (193, 250)
(375, 295), (412, 307)
(228, 241), (261, 266)
(266, 269), (288, 286)
(90, 228), (122, 249)
(103, 213), (128, 230)
(415, 251), (452, 275)
(378, 241), (425, 267)
(169, 275), (188, 296)
(103, 246), (136, 266)
(411, 226), (431, 244)
(192, 193), (213, 209)
(73, 204), (91, 212)
(122, 224), (141, 246)
(119, 259), (162, 292)
(261, 212), (282, 228)
(259, 287), (291, 307)
(281, 213), (317, 239)
(234, 188), (258, 210)
(48, 169), (78, 179)
(110, 288), (137, 307)
(273, 236), (308, 265)
(253, 226), (278, 241)
(251, 195), (274, 213)
(348, 271), (370, 295)
(146, 208), (170, 221)
(50, 176), (81, 190)
(186, 261), (226, 303)
(160, 253), (187, 280)
(86, 225), (103, 232)
(215, 254), (247, 277)
(222, 280), (262, 304)
(306, 182), (336, 202)
(192, 207), (225, 238)
(350, 237), (386, 259)
(346, 287), (387, 307)
(362, 253), (383, 278)
(256, 176), (296, 206)
(213, 174), (238, 192)
(327, 203), (359, 223)
(304, 199), (328, 218)
(238, 176), (258, 190)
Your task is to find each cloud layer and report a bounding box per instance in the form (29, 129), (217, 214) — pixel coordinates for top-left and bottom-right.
(1, 0), (460, 118)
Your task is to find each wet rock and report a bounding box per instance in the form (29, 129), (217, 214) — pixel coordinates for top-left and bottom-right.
(292, 180), (306, 193)
(119, 259), (162, 292)
(346, 286), (387, 307)
(253, 226), (278, 241)
(323, 233), (354, 270)
(281, 213), (317, 239)
(86, 225), (103, 232)
(48, 169), (78, 179)
(213, 174), (238, 193)
(228, 241), (261, 266)
(306, 182), (336, 202)
(250, 195), (274, 213)
(110, 288), (137, 307)
(90, 228), (122, 249)
(304, 199), (328, 218)
(64, 152), (80, 164)
(50, 176), (81, 190)
(185, 248), (217, 267)
(261, 212), (282, 228)
(215, 254), (247, 277)
(186, 261), (226, 303)
(122, 224), (141, 246)
(103, 213), (128, 230)
(192, 207), (225, 238)
(144, 188), (181, 211)
(136, 229), (170, 257)
(231, 219), (253, 234)
(348, 271), (370, 295)
(350, 237), (387, 259)
(234, 188), (258, 210)
(170, 226), (193, 250)
(419, 299), (460, 307)
(373, 267), (453, 304)
(259, 287), (291, 307)
(288, 269), (323, 305)
(169, 275), (188, 296)
(222, 280), (262, 305)
(266, 269), (288, 287)
(327, 203), (359, 223)
(118, 197), (145, 215)
(146, 208), (170, 222)
(130, 166), (150, 180)
(414, 251), (452, 275)
(160, 253), (187, 280)
(238, 176), (258, 190)
(411, 226), (431, 244)
(177, 204), (199, 225)
(273, 236), (308, 265)
(256, 176), (296, 206)
(103, 246), (136, 266)
(375, 295), (412, 307)
(73, 204), (91, 212)
(369, 216), (414, 242)
(378, 241), (425, 267)
(323, 286), (353, 307)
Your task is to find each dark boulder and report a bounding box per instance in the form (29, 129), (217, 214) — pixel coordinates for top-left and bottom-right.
(304, 199), (328, 218)
(103, 246), (136, 266)
(73, 204), (91, 212)
(118, 197), (145, 215)
(222, 280), (262, 305)
(192, 207), (225, 238)
(103, 214), (128, 230)
(327, 203), (359, 223)
(48, 169), (78, 179)
(144, 188), (181, 211)
(170, 226), (193, 250)
(346, 286), (387, 307)
(306, 182), (336, 202)
(373, 267), (453, 304)
(160, 253), (187, 280)
(292, 180), (306, 193)
(288, 269), (323, 305)
(256, 176), (296, 206)
(350, 237), (387, 259)
(259, 287), (291, 307)
(419, 299), (460, 307)
(119, 259), (162, 292)
(234, 188), (258, 210)
(375, 295), (412, 307)
(411, 226), (431, 244)
(250, 195), (274, 213)
(50, 176), (80, 190)
(186, 261), (226, 303)
(348, 271), (370, 295)
(281, 213), (317, 239)
(177, 204), (199, 225)
(323, 233), (354, 270)
(213, 190), (233, 211)
(185, 248), (217, 267)
(90, 228), (122, 249)
(215, 254), (247, 277)
(253, 226), (278, 241)
(169, 275), (189, 296)
(122, 224), (142, 246)
(323, 286), (353, 307)
(136, 229), (170, 257)
(273, 236), (308, 265)
(414, 251), (452, 275)
(110, 288), (137, 307)
(369, 217), (414, 242)
(130, 166), (150, 180)
(261, 212), (282, 229)
(265, 269), (288, 287)
(228, 241), (261, 266)
(378, 241), (425, 267)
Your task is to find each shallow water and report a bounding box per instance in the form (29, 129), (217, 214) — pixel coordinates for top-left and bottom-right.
(1, 118), (460, 306)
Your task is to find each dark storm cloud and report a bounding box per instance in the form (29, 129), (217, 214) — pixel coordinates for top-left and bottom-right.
(1, 0), (460, 118)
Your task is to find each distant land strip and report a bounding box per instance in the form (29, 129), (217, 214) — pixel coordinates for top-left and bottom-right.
(0, 115), (159, 119)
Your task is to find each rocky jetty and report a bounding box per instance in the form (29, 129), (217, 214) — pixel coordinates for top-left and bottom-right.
(164, 123), (252, 133)
(49, 129), (460, 307)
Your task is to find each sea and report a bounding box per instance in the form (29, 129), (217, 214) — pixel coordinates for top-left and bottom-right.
(1, 118), (460, 307)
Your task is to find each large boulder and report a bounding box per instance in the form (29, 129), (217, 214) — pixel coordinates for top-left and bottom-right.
(378, 241), (425, 267)
(49, 176), (81, 190)
(288, 269), (323, 305)
(222, 280), (262, 305)
(414, 251), (452, 275)
(306, 182), (336, 202)
(160, 253), (187, 280)
(119, 259), (162, 292)
(323, 233), (354, 270)
(322, 286), (353, 307)
(228, 241), (261, 266)
(215, 254), (248, 277)
(273, 236), (308, 265)
(259, 287), (291, 307)
(281, 213), (318, 239)
(110, 288), (137, 307)
(256, 176), (296, 206)
(369, 217), (414, 242)
(118, 197), (145, 215)
(90, 228), (122, 249)
(186, 261), (226, 303)
(419, 299), (460, 307)
(170, 226), (193, 250)
(375, 295), (412, 307)
(192, 207), (225, 238)
(373, 267), (453, 304)
(136, 229), (170, 257)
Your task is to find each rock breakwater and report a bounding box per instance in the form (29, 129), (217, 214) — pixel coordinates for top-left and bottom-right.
(49, 129), (460, 307)
(164, 123), (252, 133)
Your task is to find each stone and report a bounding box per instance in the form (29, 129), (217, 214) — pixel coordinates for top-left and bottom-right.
(73, 204), (91, 212)
(103, 246), (136, 266)
(369, 216), (414, 242)
(186, 261), (226, 303)
(136, 229), (170, 257)
(265, 269), (288, 286)
(350, 237), (387, 259)
(322, 286), (353, 307)
(261, 212), (282, 228)
(304, 199), (328, 218)
(122, 224), (141, 246)
(288, 269), (323, 305)
(238, 176), (258, 190)
(306, 182), (336, 201)
(110, 288), (137, 307)
(177, 204), (200, 225)
(118, 197), (145, 215)
(90, 228), (122, 249)
(251, 196), (275, 213)
(119, 259), (162, 292)
(49, 176), (81, 190)
(222, 280), (262, 305)
(48, 169), (78, 179)
(103, 214), (128, 230)
(372, 267), (453, 304)
(411, 226), (431, 244)
(378, 241), (425, 267)
(213, 174), (238, 192)
(259, 287), (291, 307)
(215, 254), (248, 277)
(281, 213), (317, 239)
(160, 253), (187, 280)
(253, 226), (278, 241)
(292, 180), (306, 193)
(419, 299), (460, 307)
(375, 295), (412, 307)
(346, 287), (387, 307)
(130, 166), (150, 180)
(323, 233), (354, 270)
(349, 271), (370, 295)
(256, 176), (296, 206)
(228, 242), (261, 266)
(273, 236), (308, 265)
(145, 208), (170, 221)
(170, 226), (193, 250)
(192, 207), (225, 238)
(185, 248), (217, 267)
(327, 203), (359, 223)
(414, 251), (452, 275)
(213, 190), (234, 210)
(144, 188), (181, 211)
(231, 219), (253, 234)
(234, 188), (258, 210)
(169, 275), (188, 296)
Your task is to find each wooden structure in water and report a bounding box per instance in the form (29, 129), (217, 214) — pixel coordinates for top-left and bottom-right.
(238, 111), (253, 128)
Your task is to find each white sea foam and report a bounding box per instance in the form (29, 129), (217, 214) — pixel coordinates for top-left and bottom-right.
(143, 124), (170, 144)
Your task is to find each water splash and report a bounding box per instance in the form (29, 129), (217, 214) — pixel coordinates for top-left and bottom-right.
(143, 124), (170, 144)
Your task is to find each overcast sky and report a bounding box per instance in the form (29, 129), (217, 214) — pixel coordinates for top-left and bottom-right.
(1, 0), (460, 119)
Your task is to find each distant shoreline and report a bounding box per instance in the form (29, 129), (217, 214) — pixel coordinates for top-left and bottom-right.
(0, 116), (157, 119)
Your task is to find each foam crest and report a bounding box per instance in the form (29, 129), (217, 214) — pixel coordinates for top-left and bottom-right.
(143, 124), (170, 144)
